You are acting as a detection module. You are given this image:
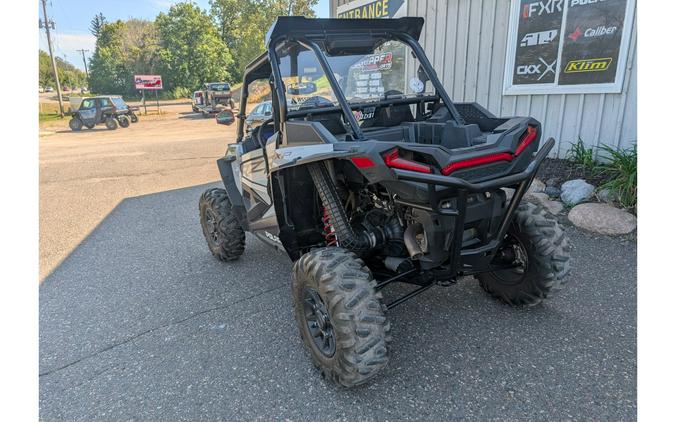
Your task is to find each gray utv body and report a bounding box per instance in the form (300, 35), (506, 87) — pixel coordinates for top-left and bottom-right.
(217, 16), (553, 272)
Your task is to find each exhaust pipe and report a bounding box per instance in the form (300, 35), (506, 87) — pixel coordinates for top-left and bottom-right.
(403, 223), (425, 259)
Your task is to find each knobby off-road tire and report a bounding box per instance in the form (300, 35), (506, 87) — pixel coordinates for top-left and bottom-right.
(129, 112), (139, 123)
(118, 115), (130, 128)
(199, 188), (245, 261)
(292, 248), (391, 388)
(477, 201), (571, 306)
(105, 117), (118, 130)
(69, 118), (83, 131)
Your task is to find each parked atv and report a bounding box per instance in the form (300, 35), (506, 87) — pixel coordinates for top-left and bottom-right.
(199, 17), (571, 387)
(68, 95), (137, 131)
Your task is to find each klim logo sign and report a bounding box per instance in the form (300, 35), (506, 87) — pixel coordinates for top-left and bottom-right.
(564, 58), (612, 73)
(337, 0), (406, 19)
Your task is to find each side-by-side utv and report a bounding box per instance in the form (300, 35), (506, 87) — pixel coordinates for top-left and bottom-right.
(199, 17), (571, 387)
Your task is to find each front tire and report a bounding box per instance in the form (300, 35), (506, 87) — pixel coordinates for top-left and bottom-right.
(129, 112), (138, 123)
(105, 117), (118, 130)
(199, 188), (245, 261)
(118, 115), (130, 128)
(69, 117), (83, 131)
(477, 201), (571, 306)
(292, 248), (391, 387)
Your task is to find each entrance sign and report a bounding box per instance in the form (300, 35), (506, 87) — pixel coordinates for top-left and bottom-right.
(503, 0), (635, 95)
(337, 0), (406, 19)
(134, 75), (163, 90)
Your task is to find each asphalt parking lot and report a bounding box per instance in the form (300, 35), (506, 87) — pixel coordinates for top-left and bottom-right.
(39, 182), (637, 421)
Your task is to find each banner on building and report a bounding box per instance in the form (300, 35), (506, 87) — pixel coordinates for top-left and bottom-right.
(337, 0), (406, 19)
(504, 0), (635, 95)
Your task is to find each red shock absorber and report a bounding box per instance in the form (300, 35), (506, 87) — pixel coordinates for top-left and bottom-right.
(322, 207), (338, 247)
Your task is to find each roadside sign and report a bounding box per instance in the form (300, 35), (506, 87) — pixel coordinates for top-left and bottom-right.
(134, 75), (163, 90)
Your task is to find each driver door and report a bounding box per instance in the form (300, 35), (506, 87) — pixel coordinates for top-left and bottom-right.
(78, 99), (97, 125)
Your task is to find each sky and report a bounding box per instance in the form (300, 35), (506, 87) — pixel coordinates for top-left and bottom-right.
(38, 0), (330, 71)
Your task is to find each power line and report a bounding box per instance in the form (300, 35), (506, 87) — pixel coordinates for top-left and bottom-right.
(40, 0), (64, 117)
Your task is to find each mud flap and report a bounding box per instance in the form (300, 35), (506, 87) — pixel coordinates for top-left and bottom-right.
(216, 157), (249, 230)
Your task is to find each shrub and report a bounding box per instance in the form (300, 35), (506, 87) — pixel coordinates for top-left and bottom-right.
(597, 144), (637, 209)
(171, 86), (191, 100)
(566, 137), (596, 170)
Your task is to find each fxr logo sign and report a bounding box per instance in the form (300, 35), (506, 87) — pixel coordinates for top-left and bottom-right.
(517, 58), (557, 80)
(564, 58), (612, 73)
(520, 29), (558, 47)
(522, 0), (563, 18)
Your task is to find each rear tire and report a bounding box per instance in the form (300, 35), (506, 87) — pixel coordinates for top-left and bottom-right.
(199, 188), (245, 261)
(118, 115), (130, 128)
(477, 201), (571, 306)
(105, 117), (118, 130)
(68, 118), (83, 131)
(292, 248), (391, 388)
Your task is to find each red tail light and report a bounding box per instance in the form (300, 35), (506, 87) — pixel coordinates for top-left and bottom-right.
(383, 148), (432, 174)
(350, 156), (376, 169)
(515, 125), (537, 156)
(441, 153), (513, 176)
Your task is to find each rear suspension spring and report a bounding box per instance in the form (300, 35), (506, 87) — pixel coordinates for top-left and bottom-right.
(322, 207), (338, 247)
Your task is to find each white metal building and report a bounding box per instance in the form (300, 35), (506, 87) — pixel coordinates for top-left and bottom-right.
(330, 0), (637, 158)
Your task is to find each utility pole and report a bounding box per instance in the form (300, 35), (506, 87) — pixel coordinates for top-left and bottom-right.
(77, 49), (90, 82)
(40, 0), (64, 117)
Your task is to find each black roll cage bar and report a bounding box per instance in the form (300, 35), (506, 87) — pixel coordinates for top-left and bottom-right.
(236, 26), (466, 143)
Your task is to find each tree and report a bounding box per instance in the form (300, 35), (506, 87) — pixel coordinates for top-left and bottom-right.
(209, 0), (317, 82)
(90, 13), (107, 38)
(39, 50), (86, 88)
(155, 2), (232, 91)
(88, 21), (134, 94)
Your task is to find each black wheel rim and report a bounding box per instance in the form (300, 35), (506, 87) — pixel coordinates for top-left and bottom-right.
(204, 208), (219, 244)
(490, 233), (529, 284)
(303, 288), (336, 357)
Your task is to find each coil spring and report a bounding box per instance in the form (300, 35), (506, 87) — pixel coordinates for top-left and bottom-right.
(322, 207), (337, 247)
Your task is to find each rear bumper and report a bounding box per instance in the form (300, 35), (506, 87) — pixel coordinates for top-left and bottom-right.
(389, 138), (554, 274)
(391, 138), (554, 192)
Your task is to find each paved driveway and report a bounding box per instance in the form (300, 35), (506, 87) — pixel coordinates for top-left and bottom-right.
(40, 183), (636, 421)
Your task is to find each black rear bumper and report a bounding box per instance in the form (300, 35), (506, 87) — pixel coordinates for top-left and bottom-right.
(392, 138), (554, 192)
(390, 138), (555, 275)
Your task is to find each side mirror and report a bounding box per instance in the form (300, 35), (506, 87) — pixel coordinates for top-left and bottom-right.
(216, 110), (235, 125)
(264, 110), (272, 116)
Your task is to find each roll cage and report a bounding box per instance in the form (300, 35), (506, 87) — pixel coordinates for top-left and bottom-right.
(236, 16), (465, 143)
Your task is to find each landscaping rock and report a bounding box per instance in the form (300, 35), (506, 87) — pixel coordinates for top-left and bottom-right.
(568, 203), (637, 235)
(561, 179), (595, 206)
(546, 177), (562, 188)
(525, 192), (564, 215)
(527, 178), (546, 194)
(544, 186), (561, 198)
(596, 188), (618, 204)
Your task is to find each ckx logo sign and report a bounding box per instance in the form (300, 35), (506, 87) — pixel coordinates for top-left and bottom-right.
(522, 0), (563, 18)
(516, 58), (557, 80)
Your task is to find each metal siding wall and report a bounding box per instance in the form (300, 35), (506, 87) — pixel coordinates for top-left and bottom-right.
(334, 0), (637, 157)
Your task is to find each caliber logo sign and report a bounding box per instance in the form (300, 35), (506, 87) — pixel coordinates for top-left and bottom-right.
(564, 58), (612, 73)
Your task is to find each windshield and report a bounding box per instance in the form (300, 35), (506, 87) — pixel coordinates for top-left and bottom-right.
(209, 83), (230, 91)
(111, 98), (127, 109)
(277, 38), (435, 111)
